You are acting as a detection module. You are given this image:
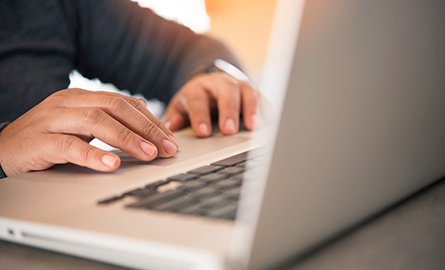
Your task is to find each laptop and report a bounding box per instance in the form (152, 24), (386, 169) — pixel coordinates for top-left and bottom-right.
(1, 0), (445, 269)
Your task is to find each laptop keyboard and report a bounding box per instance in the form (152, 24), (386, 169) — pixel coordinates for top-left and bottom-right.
(98, 151), (264, 220)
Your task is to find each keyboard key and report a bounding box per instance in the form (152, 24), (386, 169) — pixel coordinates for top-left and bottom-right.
(191, 187), (221, 199)
(126, 189), (186, 209)
(154, 196), (201, 212)
(211, 179), (240, 190)
(145, 180), (170, 190)
(180, 196), (229, 215)
(178, 181), (207, 191)
(222, 188), (241, 201)
(216, 166), (245, 176)
(123, 188), (158, 199)
(167, 173), (198, 183)
(196, 173), (227, 184)
(230, 174), (244, 183)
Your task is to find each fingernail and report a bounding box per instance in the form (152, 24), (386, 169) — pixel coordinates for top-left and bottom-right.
(162, 139), (177, 155)
(101, 155), (118, 168)
(165, 121), (171, 129)
(225, 118), (236, 133)
(199, 123), (210, 136)
(251, 114), (261, 130)
(140, 141), (157, 157)
(168, 134), (180, 148)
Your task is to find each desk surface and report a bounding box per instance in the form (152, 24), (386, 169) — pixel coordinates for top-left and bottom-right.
(1, 178), (445, 270)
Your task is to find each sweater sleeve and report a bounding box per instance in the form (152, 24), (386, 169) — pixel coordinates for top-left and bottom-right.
(69, 0), (241, 104)
(0, 122), (9, 179)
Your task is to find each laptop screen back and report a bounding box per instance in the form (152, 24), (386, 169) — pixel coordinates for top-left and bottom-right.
(235, 0), (445, 268)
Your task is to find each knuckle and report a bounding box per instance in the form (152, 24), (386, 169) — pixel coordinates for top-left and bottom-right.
(79, 146), (96, 164)
(107, 97), (127, 110)
(126, 97), (141, 108)
(141, 121), (158, 138)
(82, 107), (105, 126)
(117, 128), (135, 145)
(57, 136), (76, 159)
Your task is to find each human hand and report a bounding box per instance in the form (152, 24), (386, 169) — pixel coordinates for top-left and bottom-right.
(163, 72), (262, 137)
(0, 88), (179, 177)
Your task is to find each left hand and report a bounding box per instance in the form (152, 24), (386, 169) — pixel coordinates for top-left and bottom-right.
(163, 72), (261, 137)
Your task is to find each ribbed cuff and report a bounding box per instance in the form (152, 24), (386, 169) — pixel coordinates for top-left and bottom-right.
(0, 122), (10, 179)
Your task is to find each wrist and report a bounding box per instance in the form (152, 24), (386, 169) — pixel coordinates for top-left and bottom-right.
(186, 59), (250, 85)
(206, 59), (250, 82)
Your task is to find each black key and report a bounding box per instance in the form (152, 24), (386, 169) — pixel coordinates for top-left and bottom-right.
(196, 173), (227, 183)
(167, 173), (198, 183)
(211, 179), (240, 190)
(222, 188), (241, 201)
(190, 187), (221, 199)
(211, 152), (248, 166)
(145, 180), (170, 190)
(154, 196), (201, 212)
(179, 196), (229, 214)
(178, 181), (207, 191)
(200, 195), (229, 208)
(230, 174), (244, 183)
(123, 188), (158, 199)
(216, 166), (245, 176)
(126, 189), (186, 209)
(187, 165), (223, 175)
(98, 196), (123, 205)
(178, 207), (208, 217)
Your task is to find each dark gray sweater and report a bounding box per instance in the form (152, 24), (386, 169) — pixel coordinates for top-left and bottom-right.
(0, 0), (239, 123)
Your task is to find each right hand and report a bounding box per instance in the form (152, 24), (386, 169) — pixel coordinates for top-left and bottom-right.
(0, 88), (179, 177)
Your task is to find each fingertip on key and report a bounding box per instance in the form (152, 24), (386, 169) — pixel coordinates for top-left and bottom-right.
(224, 118), (237, 134)
(198, 123), (210, 137)
(162, 139), (177, 156)
(101, 154), (119, 169)
(168, 134), (180, 148)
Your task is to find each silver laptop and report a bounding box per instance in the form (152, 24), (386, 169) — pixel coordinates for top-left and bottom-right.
(1, 0), (445, 269)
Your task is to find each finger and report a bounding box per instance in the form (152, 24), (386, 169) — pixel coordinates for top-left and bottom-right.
(163, 99), (190, 132)
(49, 134), (121, 172)
(183, 88), (213, 137)
(164, 112), (189, 132)
(211, 74), (241, 135)
(137, 98), (147, 107)
(59, 89), (179, 149)
(45, 107), (161, 160)
(240, 81), (261, 130)
(59, 91), (178, 156)
(115, 95), (180, 148)
(101, 98), (178, 157)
